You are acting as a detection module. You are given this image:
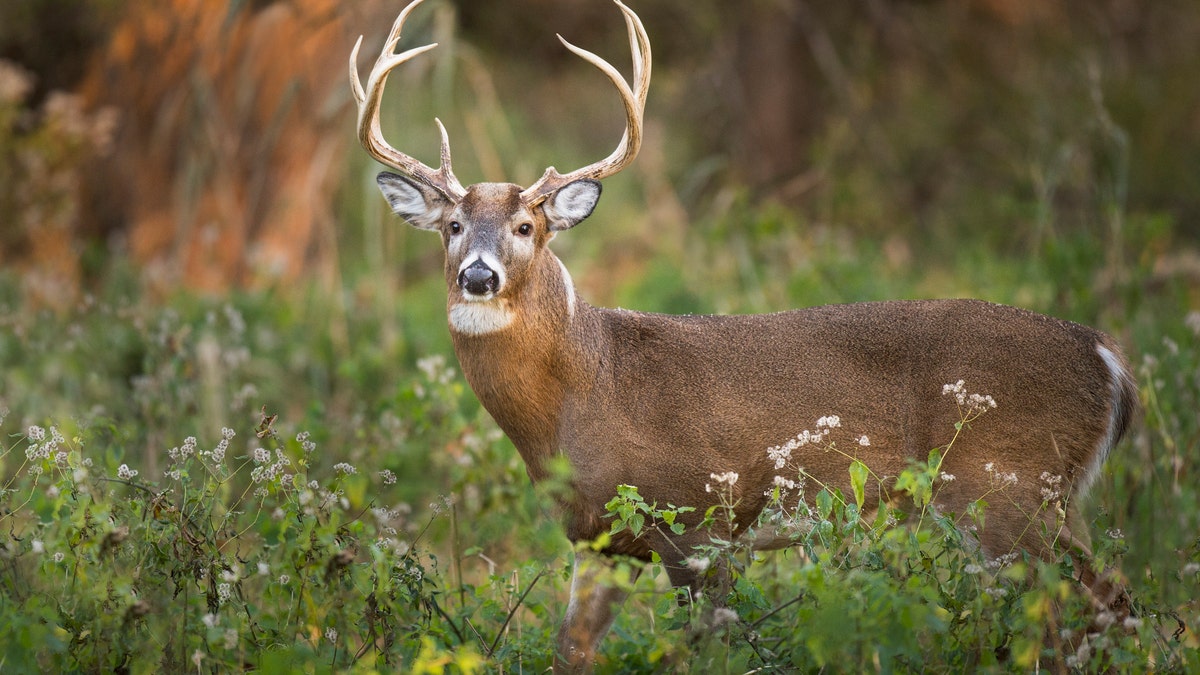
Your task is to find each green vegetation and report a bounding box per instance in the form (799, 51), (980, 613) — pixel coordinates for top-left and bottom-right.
(2, 1), (1199, 671)
(2, 198), (1197, 671)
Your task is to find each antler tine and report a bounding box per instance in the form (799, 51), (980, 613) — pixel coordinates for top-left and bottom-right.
(349, 0), (466, 200)
(520, 0), (651, 204)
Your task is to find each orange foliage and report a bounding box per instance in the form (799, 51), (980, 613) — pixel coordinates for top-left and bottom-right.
(81, 0), (381, 293)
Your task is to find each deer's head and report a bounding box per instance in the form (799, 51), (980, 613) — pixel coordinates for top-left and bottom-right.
(350, 0), (649, 333)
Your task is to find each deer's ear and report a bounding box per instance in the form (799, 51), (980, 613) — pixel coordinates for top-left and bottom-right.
(543, 179), (601, 231)
(377, 172), (450, 230)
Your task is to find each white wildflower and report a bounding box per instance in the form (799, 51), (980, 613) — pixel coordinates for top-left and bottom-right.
(773, 475), (796, 490)
(208, 438), (228, 464)
(278, 574), (290, 585)
(943, 379), (998, 411)
(1039, 472), (1063, 502)
(1185, 311), (1200, 337)
(297, 431), (316, 454)
(53, 552), (65, 563)
(963, 563), (982, 574)
(325, 627), (338, 642)
(969, 393), (997, 409)
(686, 556), (711, 573)
(379, 469), (397, 485)
(117, 464), (139, 480)
(984, 462), (1017, 487)
(939, 472), (956, 482)
(857, 435), (870, 447)
(333, 462), (357, 475)
(815, 415), (841, 429)
(202, 613), (219, 628)
(711, 607), (739, 627)
(27, 425), (46, 442)
(987, 552), (1020, 570)
(767, 444), (791, 470)
(32, 540), (44, 554)
(253, 447), (270, 464)
(257, 562), (270, 576)
(709, 471), (739, 487)
(217, 582), (232, 605)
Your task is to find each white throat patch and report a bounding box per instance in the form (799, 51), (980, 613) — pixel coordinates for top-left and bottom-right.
(557, 257), (576, 319)
(449, 301), (514, 336)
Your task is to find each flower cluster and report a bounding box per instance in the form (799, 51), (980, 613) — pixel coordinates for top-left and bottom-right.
(24, 425), (66, 469)
(705, 471), (739, 493)
(984, 462), (1018, 488)
(217, 582), (232, 605)
(249, 447), (292, 485)
(296, 431), (316, 455)
(1039, 471), (1064, 504)
(767, 415), (842, 471)
(414, 354), (457, 398)
(201, 427), (236, 464)
(942, 380), (998, 417)
(167, 436), (198, 462)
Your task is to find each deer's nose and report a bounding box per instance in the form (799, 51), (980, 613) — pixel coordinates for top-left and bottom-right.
(458, 260), (499, 296)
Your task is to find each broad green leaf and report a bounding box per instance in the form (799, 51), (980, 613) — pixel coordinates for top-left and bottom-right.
(849, 459), (869, 508)
(816, 489), (833, 520)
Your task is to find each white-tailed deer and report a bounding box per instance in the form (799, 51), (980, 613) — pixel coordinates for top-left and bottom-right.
(350, 1), (1138, 670)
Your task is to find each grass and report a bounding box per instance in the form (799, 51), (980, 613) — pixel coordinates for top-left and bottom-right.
(1, 197), (1197, 672)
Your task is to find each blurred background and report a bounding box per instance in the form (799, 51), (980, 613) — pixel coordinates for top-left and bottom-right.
(1, 0), (1198, 609)
(3, 0), (1198, 307)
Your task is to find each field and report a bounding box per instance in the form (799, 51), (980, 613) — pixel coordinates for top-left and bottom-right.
(2, 1), (1200, 672)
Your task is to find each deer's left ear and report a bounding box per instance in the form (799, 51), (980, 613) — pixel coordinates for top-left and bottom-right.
(543, 179), (601, 231)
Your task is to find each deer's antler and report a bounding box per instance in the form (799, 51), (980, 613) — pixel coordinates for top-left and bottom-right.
(519, 0), (651, 205)
(349, 0), (466, 200)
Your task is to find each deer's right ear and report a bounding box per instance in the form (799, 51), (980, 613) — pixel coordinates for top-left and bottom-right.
(377, 172), (450, 231)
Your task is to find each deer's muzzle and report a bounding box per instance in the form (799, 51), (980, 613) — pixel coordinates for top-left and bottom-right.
(458, 259), (499, 296)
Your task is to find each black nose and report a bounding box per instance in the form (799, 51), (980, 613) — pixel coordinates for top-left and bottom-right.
(458, 260), (498, 295)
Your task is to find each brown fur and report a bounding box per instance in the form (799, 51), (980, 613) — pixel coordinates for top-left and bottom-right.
(392, 182), (1138, 672)
(359, 7), (1135, 670)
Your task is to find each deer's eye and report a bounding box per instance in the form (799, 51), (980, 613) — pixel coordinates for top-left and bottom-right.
(517, 223), (533, 237)
(449, 221), (462, 235)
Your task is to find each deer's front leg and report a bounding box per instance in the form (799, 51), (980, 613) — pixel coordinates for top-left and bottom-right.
(555, 549), (637, 674)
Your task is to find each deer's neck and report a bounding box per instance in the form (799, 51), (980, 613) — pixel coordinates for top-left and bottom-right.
(448, 252), (597, 481)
